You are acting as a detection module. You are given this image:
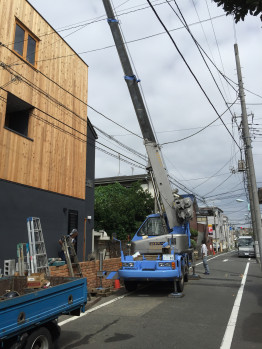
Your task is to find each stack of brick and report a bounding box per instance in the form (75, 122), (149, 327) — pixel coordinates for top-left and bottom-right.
(50, 258), (121, 289)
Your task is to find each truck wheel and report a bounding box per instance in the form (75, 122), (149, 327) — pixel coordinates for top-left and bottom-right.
(25, 327), (52, 349)
(184, 272), (189, 282)
(176, 273), (184, 293)
(124, 281), (137, 292)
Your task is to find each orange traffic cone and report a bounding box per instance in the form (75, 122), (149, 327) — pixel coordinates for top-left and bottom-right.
(114, 279), (120, 289)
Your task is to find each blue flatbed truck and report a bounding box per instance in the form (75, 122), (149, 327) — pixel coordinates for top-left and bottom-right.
(0, 276), (87, 349)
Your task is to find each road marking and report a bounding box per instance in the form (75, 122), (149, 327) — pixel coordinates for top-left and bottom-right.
(220, 262), (250, 349)
(223, 259), (229, 262)
(60, 251), (237, 327)
(195, 251), (234, 266)
(59, 294), (128, 327)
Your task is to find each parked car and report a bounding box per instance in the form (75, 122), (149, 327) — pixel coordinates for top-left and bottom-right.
(237, 236), (255, 257)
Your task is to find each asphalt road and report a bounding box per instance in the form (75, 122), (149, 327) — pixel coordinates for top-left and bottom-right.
(57, 251), (262, 349)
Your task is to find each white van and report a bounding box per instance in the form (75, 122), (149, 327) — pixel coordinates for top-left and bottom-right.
(237, 236), (255, 257)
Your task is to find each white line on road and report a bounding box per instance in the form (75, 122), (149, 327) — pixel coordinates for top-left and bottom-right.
(59, 251), (236, 327)
(195, 250), (233, 266)
(58, 294), (127, 327)
(220, 261), (250, 349)
(223, 259), (229, 262)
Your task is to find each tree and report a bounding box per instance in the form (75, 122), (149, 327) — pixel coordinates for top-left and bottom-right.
(213, 0), (262, 23)
(94, 181), (154, 240)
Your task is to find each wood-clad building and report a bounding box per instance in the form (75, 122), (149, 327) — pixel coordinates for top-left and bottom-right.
(0, 0), (97, 266)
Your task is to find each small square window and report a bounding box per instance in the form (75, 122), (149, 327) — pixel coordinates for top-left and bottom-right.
(5, 92), (34, 138)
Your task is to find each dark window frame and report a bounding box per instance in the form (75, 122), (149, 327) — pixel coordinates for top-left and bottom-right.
(4, 92), (34, 140)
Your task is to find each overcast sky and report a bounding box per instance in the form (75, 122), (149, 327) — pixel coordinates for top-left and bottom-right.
(28, 0), (262, 227)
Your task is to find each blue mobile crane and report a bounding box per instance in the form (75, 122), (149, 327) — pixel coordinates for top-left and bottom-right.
(102, 0), (196, 296)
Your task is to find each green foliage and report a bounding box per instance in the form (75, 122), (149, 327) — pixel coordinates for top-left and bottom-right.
(190, 228), (198, 238)
(190, 239), (197, 250)
(213, 0), (262, 23)
(94, 181), (154, 240)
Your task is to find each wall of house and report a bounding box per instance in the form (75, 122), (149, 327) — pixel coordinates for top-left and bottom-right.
(0, 0), (96, 268)
(0, 0), (88, 199)
(0, 122), (96, 268)
(50, 258), (121, 290)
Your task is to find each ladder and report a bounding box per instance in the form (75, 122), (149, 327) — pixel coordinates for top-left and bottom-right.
(61, 235), (83, 278)
(27, 217), (50, 276)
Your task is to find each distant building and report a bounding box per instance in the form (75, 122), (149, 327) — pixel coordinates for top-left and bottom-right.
(198, 206), (228, 250)
(0, 0), (97, 266)
(95, 174), (154, 196)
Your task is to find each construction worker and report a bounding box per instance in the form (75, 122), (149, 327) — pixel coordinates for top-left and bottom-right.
(58, 229), (78, 262)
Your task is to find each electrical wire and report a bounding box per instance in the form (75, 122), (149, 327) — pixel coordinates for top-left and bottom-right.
(167, 0), (240, 143)
(0, 60), (143, 139)
(146, 0), (241, 150)
(161, 97), (238, 145)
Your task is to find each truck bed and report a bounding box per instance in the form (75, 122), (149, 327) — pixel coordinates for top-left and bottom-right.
(0, 276), (87, 340)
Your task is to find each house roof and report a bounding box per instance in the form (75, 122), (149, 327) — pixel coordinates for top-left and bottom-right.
(95, 174), (149, 186)
(26, 0), (88, 67)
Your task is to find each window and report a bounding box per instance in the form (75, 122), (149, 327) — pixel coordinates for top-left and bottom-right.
(137, 217), (165, 236)
(68, 210), (78, 252)
(4, 92), (33, 138)
(13, 20), (38, 67)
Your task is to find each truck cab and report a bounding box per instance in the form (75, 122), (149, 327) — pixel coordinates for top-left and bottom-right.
(118, 214), (192, 293)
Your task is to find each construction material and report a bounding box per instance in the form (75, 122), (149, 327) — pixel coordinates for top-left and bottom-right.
(17, 243), (30, 276)
(26, 273), (47, 288)
(0, 276), (88, 344)
(90, 287), (112, 297)
(4, 260), (15, 276)
(60, 235), (83, 278)
(27, 217), (50, 276)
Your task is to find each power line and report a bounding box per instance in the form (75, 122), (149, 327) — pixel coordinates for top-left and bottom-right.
(146, 0), (241, 150)
(94, 125), (147, 160)
(161, 97), (238, 145)
(0, 85), (146, 170)
(167, 0), (240, 146)
(0, 59), (143, 139)
(192, 149), (240, 190)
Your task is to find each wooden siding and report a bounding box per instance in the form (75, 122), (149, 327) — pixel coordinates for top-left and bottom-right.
(0, 0), (88, 199)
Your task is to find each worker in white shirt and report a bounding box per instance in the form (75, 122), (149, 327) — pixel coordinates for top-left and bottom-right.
(201, 240), (210, 275)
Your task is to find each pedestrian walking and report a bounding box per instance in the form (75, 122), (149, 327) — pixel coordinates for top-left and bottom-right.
(201, 240), (210, 275)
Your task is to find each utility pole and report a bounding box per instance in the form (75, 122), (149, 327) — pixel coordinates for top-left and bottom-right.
(234, 43), (262, 267)
(213, 204), (218, 253)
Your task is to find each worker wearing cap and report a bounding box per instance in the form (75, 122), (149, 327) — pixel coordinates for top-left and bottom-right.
(58, 229), (78, 261)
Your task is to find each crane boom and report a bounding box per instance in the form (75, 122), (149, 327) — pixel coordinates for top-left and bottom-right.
(102, 0), (180, 229)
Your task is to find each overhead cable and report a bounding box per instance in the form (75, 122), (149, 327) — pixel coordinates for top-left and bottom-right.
(146, 0), (241, 150)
